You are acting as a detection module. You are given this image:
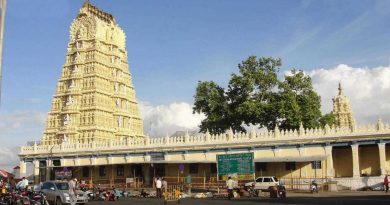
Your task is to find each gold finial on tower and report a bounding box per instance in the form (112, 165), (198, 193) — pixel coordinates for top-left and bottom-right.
(82, 0), (90, 7)
(338, 82), (344, 95)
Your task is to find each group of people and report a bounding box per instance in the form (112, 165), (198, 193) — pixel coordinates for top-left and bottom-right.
(69, 178), (125, 202)
(0, 177), (29, 193)
(155, 177), (168, 198)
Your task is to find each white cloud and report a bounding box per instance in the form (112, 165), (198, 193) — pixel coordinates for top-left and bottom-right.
(309, 64), (390, 124)
(139, 101), (205, 137)
(0, 147), (20, 172)
(0, 110), (46, 126)
(26, 98), (42, 104)
(139, 64), (390, 136)
(0, 110), (47, 149)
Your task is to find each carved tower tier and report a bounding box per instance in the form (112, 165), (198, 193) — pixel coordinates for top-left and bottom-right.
(332, 83), (355, 129)
(42, 1), (144, 145)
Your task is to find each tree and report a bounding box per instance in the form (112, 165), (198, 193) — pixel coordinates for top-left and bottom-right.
(319, 113), (337, 127)
(227, 56), (281, 129)
(277, 69), (322, 130)
(193, 81), (230, 134)
(193, 56), (334, 134)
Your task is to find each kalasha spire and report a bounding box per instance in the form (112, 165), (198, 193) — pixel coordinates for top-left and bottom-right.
(78, 0), (116, 24)
(338, 82), (344, 95)
(82, 0), (90, 8)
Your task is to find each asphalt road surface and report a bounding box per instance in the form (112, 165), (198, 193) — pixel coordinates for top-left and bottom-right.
(87, 192), (390, 205)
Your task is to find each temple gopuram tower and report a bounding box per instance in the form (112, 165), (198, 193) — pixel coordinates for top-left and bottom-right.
(42, 1), (144, 145)
(332, 83), (355, 128)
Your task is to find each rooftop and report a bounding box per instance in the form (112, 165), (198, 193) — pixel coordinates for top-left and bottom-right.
(79, 0), (115, 24)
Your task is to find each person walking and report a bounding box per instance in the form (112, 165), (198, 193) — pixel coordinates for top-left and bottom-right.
(162, 178), (168, 197)
(16, 177), (28, 191)
(155, 177), (162, 198)
(68, 178), (77, 205)
(226, 176), (234, 200)
(384, 175), (389, 193)
(10, 177), (16, 192)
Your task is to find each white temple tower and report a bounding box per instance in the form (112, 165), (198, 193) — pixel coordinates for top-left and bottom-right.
(42, 1), (144, 145)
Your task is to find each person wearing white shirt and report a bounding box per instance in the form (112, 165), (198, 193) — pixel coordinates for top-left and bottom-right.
(68, 178), (77, 205)
(155, 178), (162, 198)
(16, 177), (29, 191)
(226, 176), (235, 200)
(22, 177), (29, 189)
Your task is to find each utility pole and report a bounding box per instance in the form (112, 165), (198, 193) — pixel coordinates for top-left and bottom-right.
(0, 0), (6, 106)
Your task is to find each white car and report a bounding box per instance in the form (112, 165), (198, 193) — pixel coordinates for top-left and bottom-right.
(245, 176), (279, 191)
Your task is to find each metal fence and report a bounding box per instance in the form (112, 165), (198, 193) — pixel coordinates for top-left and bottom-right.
(280, 177), (330, 191)
(80, 176), (331, 191)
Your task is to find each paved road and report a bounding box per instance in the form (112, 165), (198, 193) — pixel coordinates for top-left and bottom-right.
(87, 192), (390, 205)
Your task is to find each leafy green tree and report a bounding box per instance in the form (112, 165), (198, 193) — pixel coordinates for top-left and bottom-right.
(277, 69), (322, 130)
(193, 56), (334, 134)
(227, 56), (281, 129)
(319, 113), (338, 127)
(193, 81), (230, 134)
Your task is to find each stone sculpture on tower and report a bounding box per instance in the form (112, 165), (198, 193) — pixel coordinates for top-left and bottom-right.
(332, 83), (355, 129)
(41, 1), (144, 145)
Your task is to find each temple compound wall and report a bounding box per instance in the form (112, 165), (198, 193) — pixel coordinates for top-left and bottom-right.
(20, 122), (390, 190)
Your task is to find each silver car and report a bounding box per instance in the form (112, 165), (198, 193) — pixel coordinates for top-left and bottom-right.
(40, 181), (88, 205)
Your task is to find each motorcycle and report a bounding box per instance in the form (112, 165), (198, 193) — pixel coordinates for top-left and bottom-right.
(12, 190), (30, 205)
(277, 185), (286, 198)
(310, 181), (318, 193)
(29, 192), (49, 205)
(0, 192), (13, 205)
(246, 184), (259, 197)
(83, 190), (95, 201)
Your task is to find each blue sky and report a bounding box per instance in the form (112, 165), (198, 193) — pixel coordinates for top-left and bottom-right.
(1, 0), (390, 169)
(4, 0), (390, 106)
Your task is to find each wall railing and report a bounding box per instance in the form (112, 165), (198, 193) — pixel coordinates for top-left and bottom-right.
(20, 120), (390, 155)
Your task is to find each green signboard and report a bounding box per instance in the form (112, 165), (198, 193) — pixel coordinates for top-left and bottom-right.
(217, 152), (254, 179)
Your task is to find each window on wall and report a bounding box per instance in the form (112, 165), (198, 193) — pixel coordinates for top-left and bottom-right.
(210, 164), (217, 174)
(132, 164), (142, 178)
(189, 163), (198, 174)
(76, 41), (82, 49)
(117, 165), (124, 177)
(99, 166), (106, 177)
(82, 167), (89, 178)
(256, 162), (267, 172)
(52, 160), (61, 167)
(285, 162), (296, 171)
(311, 161), (322, 169)
(155, 164), (165, 177)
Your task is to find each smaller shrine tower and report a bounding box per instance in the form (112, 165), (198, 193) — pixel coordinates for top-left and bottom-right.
(332, 83), (355, 128)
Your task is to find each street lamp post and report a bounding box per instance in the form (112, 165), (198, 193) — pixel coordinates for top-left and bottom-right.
(46, 145), (56, 181)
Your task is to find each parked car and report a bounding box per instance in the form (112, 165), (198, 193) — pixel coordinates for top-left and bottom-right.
(40, 181), (88, 205)
(245, 176), (280, 192)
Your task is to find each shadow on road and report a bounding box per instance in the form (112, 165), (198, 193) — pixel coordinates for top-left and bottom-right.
(88, 194), (390, 205)
(177, 195), (390, 205)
